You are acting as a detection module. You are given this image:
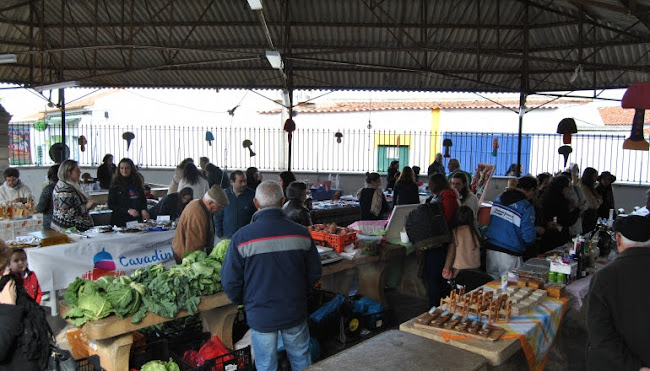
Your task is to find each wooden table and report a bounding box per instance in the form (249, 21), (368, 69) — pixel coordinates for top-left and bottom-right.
(60, 293), (238, 371)
(311, 201), (360, 226)
(88, 185), (168, 204)
(400, 318), (522, 367)
(321, 242), (405, 307)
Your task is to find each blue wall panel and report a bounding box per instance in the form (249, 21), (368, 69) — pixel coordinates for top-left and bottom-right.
(443, 133), (532, 176)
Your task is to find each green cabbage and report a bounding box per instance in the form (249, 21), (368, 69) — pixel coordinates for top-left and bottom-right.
(211, 239), (230, 263)
(141, 358), (180, 371)
(64, 245), (225, 326)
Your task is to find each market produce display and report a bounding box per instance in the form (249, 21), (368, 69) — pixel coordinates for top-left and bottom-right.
(140, 358), (180, 371)
(64, 241), (230, 326)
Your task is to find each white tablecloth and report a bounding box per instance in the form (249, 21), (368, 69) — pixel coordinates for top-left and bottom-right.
(26, 230), (176, 292)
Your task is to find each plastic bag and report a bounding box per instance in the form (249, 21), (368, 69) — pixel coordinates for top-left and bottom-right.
(309, 294), (345, 323)
(199, 335), (234, 363)
(352, 296), (382, 316)
(182, 350), (204, 367)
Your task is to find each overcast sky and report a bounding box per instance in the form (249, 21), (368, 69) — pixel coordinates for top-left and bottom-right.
(0, 83), (626, 121)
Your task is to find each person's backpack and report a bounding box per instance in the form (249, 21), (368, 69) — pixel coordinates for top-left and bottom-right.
(405, 201), (452, 251)
(0, 274), (53, 370)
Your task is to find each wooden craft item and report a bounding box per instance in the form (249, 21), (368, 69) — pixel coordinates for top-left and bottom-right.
(443, 313), (462, 328)
(467, 320), (480, 334)
(478, 322), (491, 336)
(414, 315), (506, 341)
(454, 317), (471, 331)
(416, 308), (442, 325)
(432, 312), (453, 327)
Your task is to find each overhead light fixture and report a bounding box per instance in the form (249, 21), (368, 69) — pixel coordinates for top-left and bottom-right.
(247, 0), (262, 10)
(0, 54), (17, 64)
(265, 50), (283, 70)
(33, 81), (80, 92)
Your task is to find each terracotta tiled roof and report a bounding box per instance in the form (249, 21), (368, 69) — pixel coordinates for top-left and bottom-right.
(39, 88), (121, 114)
(599, 106), (650, 126)
(260, 99), (587, 114)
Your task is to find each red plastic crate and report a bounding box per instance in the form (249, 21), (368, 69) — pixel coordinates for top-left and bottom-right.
(326, 231), (357, 253)
(309, 230), (330, 245)
(310, 229), (356, 253)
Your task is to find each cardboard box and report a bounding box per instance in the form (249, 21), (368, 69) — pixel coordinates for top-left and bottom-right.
(550, 259), (577, 280)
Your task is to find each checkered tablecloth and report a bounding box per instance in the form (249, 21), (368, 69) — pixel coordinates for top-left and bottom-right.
(436, 282), (567, 371)
(0, 216), (43, 241)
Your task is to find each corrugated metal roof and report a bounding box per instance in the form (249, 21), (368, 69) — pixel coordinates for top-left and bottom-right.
(1, 0), (650, 93)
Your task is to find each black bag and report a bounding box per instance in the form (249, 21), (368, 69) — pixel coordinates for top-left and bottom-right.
(405, 201), (452, 251)
(0, 275), (53, 370)
(47, 346), (76, 371)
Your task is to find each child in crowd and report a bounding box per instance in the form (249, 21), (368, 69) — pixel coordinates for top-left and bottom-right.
(8, 248), (42, 303)
(443, 206), (482, 279)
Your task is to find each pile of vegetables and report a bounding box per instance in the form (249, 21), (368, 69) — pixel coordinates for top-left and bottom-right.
(64, 240), (231, 326)
(140, 358), (179, 371)
(307, 223), (354, 235)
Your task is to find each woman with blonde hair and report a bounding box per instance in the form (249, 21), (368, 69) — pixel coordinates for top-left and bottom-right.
(52, 159), (96, 231)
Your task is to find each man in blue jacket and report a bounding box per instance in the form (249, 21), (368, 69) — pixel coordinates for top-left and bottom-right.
(485, 176), (537, 280)
(214, 170), (256, 238)
(221, 180), (322, 371)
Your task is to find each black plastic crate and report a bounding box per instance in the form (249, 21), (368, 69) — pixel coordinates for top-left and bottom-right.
(76, 355), (101, 371)
(307, 289), (339, 314)
(362, 310), (394, 332)
(308, 307), (341, 340)
(140, 314), (203, 343)
(129, 339), (170, 370)
(173, 345), (253, 371)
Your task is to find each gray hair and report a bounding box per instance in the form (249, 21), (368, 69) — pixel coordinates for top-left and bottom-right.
(645, 188), (650, 202)
(58, 159), (79, 182)
(448, 158), (460, 169)
(255, 180), (284, 209)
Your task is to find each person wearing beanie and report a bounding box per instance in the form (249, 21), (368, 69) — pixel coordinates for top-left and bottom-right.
(172, 185), (229, 263)
(586, 216), (650, 371)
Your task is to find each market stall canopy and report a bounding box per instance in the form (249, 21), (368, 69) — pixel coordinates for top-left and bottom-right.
(1, 0), (650, 93)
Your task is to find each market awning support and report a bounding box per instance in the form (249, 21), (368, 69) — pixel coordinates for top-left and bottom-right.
(516, 3), (530, 178)
(59, 87), (66, 161)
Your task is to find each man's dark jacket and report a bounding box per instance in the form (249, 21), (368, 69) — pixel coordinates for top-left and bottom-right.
(586, 247), (650, 371)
